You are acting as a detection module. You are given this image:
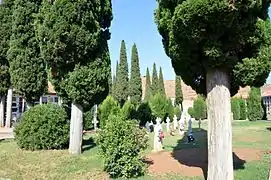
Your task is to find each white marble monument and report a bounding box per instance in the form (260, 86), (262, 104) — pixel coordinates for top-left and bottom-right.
(173, 115), (178, 130)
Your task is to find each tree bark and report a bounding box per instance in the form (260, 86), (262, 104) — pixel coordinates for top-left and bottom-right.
(206, 69), (233, 180)
(0, 96), (5, 127)
(5, 88), (13, 128)
(93, 104), (98, 131)
(69, 102), (83, 155)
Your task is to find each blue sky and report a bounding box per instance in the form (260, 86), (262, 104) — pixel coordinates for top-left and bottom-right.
(108, 0), (271, 83)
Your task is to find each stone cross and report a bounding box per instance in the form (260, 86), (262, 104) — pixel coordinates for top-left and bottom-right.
(92, 104), (98, 131)
(153, 117), (163, 152)
(173, 115), (178, 130)
(166, 117), (170, 132)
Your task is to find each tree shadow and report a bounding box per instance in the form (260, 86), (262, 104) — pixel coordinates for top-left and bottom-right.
(82, 135), (96, 152)
(171, 128), (246, 180)
(266, 127), (271, 131)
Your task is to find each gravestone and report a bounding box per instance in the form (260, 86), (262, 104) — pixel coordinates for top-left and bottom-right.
(173, 115), (178, 130)
(166, 117), (170, 132)
(188, 118), (193, 134)
(153, 117), (163, 152)
(178, 117), (185, 136)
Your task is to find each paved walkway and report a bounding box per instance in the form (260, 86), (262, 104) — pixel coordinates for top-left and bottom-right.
(0, 128), (14, 140)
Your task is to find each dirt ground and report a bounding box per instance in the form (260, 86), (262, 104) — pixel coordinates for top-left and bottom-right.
(146, 148), (264, 177)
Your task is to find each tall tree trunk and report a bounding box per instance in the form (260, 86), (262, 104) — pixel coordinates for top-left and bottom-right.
(22, 98), (25, 113)
(69, 102), (83, 155)
(93, 104), (98, 131)
(206, 69), (233, 180)
(5, 88), (13, 128)
(0, 96), (5, 127)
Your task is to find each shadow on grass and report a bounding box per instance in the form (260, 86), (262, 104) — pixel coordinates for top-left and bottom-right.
(266, 127), (271, 131)
(171, 128), (246, 180)
(82, 136), (96, 152)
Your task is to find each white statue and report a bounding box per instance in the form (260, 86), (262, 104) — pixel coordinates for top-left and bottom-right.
(166, 117), (170, 132)
(178, 116), (185, 136)
(153, 117), (164, 152)
(173, 115), (178, 130)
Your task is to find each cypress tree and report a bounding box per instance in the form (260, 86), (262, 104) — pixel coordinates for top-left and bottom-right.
(112, 61), (118, 100)
(115, 40), (129, 106)
(247, 87), (264, 121)
(239, 98), (247, 120)
(151, 63), (159, 95)
(108, 65), (113, 95)
(8, 0), (47, 104)
(144, 68), (152, 101)
(0, 0), (13, 127)
(231, 98), (240, 120)
(37, 0), (112, 154)
(175, 75), (183, 109)
(129, 43), (142, 105)
(158, 67), (166, 96)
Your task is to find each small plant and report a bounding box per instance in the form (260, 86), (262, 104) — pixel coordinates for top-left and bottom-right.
(14, 104), (69, 150)
(95, 114), (148, 178)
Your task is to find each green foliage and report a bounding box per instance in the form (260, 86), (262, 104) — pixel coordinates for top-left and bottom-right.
(8, 0), (47, 103)
(129, 43), (142, 105)
(239, 98), (247, 120)
(151, 63), (159, 95)
(121, 100), (136, 120)
(158, 67), (166, 96)
(174, 106), (181, 118)
(98, 96), (120, 128)
(188, 107), (194, 118)
(175, 75), (183, 109)
(95, 114), (148, 178)
(193, 95), (207, 120)
(115, 40), (129, 106)
(37, 0), (112, 107)
(0, 0), (13, 96)
(149, 93), (173, 120)
(144, 68), (152, 101)
(247, 87), (264, 121)
(14, 104), (69, 150)
(83, 107), (94, 131)
(108, 66), (113, 95)
(166, 98), (174, 120)
(136, 102), (153, 126)
(112, 61), (118, 100)
(231, 98), (241, 120)
(155, 0), (271, 95)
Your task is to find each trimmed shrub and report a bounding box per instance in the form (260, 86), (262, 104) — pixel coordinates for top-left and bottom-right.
(239, 98), (247, 120)
(136, 102), (153, 126)
(14, 104), (69, 150)
(188, 107), (194, 118)
(166, 98), (174, 121)
(121, 100), (137, 120)
(174, 106), (181, 119)
(98, 96), (120, 128)
(95, 114), (148, 178)
(193, 95), (207, 120)
(231, 98), (240, 120)
(247, 87), (264, 121)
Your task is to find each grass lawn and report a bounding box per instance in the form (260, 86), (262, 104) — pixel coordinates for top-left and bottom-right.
(0, 120), (271, 180)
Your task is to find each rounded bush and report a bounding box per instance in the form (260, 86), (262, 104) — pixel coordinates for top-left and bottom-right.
(136, 102), (153, 126)
(95, 114), (148, 178)
(174, 106), (181, 118)
(14, 104), (69, 150)
(121, 100), (137, 119)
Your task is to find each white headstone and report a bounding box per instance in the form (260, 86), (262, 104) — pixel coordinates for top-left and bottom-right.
(153, 117), (163, 152)
(173, 115), (178, 130)
(166, 117), (170, 132)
